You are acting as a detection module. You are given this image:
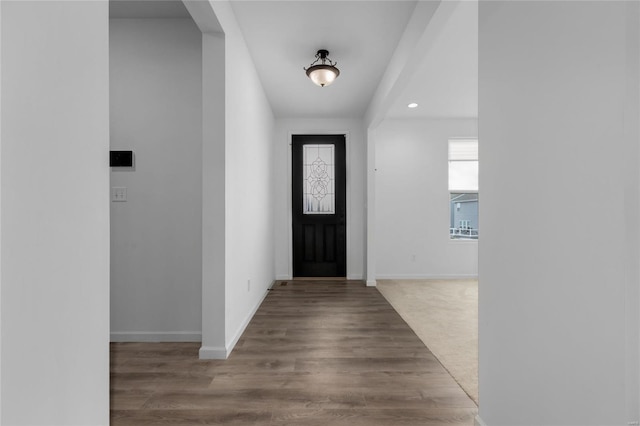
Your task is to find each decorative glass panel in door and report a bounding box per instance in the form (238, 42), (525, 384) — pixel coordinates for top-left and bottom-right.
(303, 144), (335, 214)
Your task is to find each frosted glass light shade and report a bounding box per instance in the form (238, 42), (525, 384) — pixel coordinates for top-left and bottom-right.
(306, 65), (340, 87)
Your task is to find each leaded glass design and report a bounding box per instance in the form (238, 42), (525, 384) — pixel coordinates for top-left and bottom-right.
(303, 144), (335, 214)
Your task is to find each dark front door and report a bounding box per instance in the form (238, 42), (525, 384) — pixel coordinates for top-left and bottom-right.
(292, 135), (346, 277)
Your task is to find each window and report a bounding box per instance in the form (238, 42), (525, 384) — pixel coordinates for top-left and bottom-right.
(449, 139), (478, 240)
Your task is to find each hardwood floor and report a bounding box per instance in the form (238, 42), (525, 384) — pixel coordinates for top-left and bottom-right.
(111, 280), (477, 425)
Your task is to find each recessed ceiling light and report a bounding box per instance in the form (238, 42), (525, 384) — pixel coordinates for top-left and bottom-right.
(407, 103), (418, 108)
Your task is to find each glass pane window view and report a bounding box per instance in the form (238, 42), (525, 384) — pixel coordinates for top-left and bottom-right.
(450, 193), (478, 239)
(303, 144), (335, 214)
(449, 139), (478, 239)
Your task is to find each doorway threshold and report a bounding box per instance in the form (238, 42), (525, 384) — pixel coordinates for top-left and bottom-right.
(292, 277), (347, 281)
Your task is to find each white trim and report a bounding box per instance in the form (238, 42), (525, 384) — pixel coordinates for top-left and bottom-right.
(366, 127), (376, 287)
(375, 274), (478, 280)
(224, 287), (271, 356)
(345, 131), (353, 278)
(110, 331), (201, 342)
(366, 279), (378, 287)
(287, 132), (293, 279)
(199, 345), (227, 359)
(475, 415), (488, 426)
(287, 130), (352, 278)
(347, 274), (363, 280)
(276, 274), (291, 280)
(0, 2), (3, 419)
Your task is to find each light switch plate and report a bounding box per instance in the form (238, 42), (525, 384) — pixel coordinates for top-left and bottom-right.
(112, 187), (127, 202)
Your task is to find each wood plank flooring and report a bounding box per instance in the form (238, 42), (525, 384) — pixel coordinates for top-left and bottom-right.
(111, 280), (477, 425)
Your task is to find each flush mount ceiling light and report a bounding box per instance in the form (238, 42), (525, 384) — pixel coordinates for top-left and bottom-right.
(408, 102), (419, 108)
(304, 49), (340, 87)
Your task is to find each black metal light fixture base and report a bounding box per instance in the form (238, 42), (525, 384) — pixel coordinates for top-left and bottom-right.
(316, 49), (329, 59)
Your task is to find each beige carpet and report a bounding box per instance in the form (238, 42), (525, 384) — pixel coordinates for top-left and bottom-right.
(377, 279), (478, 405)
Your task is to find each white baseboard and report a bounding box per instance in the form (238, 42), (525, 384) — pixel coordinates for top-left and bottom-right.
(110, 331), (201, 342)
(224, 286), (271, 357)
(366, 279), (377, 287)
(277, 274), (363, 281)
(375, 274), (478, 280)
(475, 415), (487, 426)
(198, 345), (227, 359)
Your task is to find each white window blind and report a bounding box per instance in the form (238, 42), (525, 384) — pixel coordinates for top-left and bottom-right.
(449, 139), (478, 161)
(449, 139), (478, 191)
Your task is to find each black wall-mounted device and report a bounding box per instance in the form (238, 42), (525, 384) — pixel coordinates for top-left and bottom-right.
(110, 151), (134, 167)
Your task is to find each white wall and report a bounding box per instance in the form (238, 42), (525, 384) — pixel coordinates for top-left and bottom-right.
(193, 1), (276, 358)
(1, 1), (110, 424)
(625, 3), (640, 420)
(374, 118), (477, 279)
(223, 26), (276, 354)
(274, 118), (366, 281)
(110, 19), (203, 341)
(478, 2), (636, 425)
(201, 32), (226, 357)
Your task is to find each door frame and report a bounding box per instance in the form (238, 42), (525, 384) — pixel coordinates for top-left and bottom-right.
(286, 130), (352, 279)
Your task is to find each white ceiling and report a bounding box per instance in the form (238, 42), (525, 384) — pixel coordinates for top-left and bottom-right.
(387, 0), (478, 119)
(230, 1), (417, 118)
(109, 0), (478, 120)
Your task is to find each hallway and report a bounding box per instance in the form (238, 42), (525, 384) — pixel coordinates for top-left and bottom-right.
(110, 280), (477, 425)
